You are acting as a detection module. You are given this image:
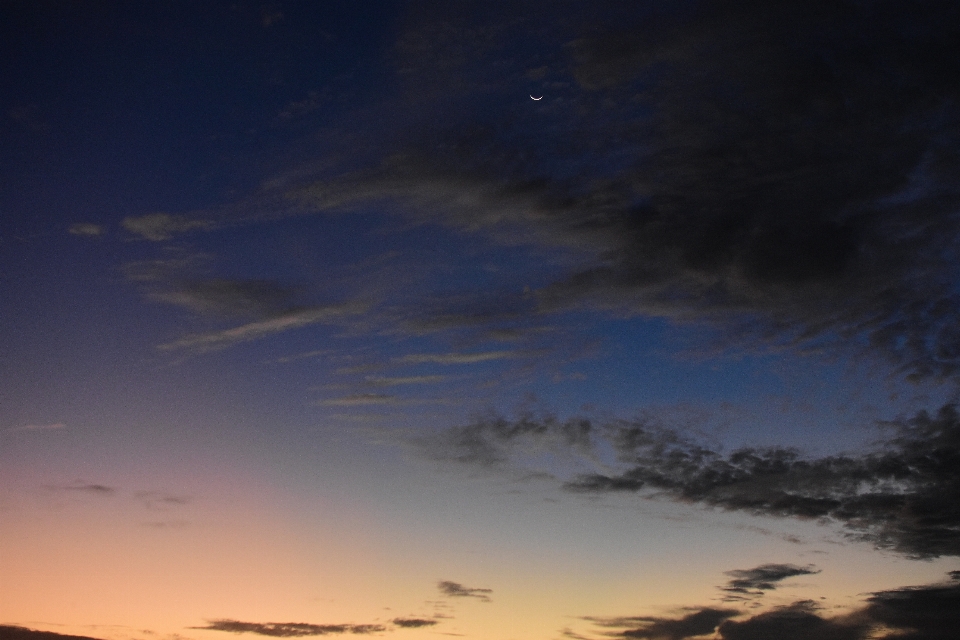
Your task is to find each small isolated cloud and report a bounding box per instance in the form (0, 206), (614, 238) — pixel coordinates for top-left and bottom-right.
(195, 621), (385, 637)
(438, 581), (492, 602)
(6, 422), (66, 433)
(391, 619), (438, 629)
(68, 223), (104, 237)
(722, 564), (820, 596)
(158, 302), (366, 352)
(122, 213), (211, 241)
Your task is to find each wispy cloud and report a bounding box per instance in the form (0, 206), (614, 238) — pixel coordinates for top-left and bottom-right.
(158, 302), (367, 352)
(44, 482), (116, 495)
(67, 223), (104, 237)
(5, 422), (66, 433)
(315, 394), (398, 407)
(0, 625), (107, 640)
(394, 350), (526, 365)
(364, 375), (448, 386)
(280, 0), (960, 383)
(438, 581), (492, 602)
(122, 213), (211, 241)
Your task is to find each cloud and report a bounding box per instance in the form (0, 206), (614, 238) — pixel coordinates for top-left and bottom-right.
(194, 621), (385, 637)
(391, 619), (438, 629)
(864, 578), (960, 640)
(717, 601), (867, 640)
(425, 403), (960, 558)
(44, 482), (116, 495)
(438, 580), (492, 602)
(0, 626), (106, 640)
(364, 375), (448, 386)
(722, 564), (820, 595)
(587, 608), (740, 640)
(158, 302), (366, 352)
(150, 279), (302, 319)
(122, 213), (211, 241)
(134, 491), (191, 510)
(288, 0), (960, 382)
(394, 350), (527, 365)
(315, 394), (398, 407)
(68, 223), (104, 236)
(583, 574), (960, 640)
(5, 422), (66, 433)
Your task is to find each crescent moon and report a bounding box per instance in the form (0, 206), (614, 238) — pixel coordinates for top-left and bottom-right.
(530, 95), (542, 100)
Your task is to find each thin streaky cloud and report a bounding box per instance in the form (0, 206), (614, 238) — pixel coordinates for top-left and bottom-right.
(315, 394), (398, 407)
(5, 422), (66, 433)
(44, 483), (116, 495)
(194, 621), (386, 637)
(363, 375), (449, 386)
(122, 213), (211, 241)
(158, 302), (367, 352)
(394, 350), (526, 365)
(67, 223), (104, 237)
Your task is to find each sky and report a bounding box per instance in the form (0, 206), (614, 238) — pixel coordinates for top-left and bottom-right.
(3, 1), (960, 639)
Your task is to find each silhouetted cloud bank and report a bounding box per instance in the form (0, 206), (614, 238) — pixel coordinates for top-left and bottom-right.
(585, 573), (960, 640)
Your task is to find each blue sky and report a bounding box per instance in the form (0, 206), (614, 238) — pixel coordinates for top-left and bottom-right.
(3, 2), (960, 639)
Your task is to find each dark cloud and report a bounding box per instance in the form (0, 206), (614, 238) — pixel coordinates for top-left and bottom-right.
(0, 627), (105, 640)
(583, 575), (960, 640)
(588, 608), (739, 640)
(290, 0), (960, 382)
(717, 601), (868, 640)
(438, 580), (492, 602)
(391, 619), (438, 628)
(44, 482), (116, 495)
(195, 621), (385, 637)
(722, 564), (820, 595)
(863, 579), (960, 640)
(426, 403), (960, 558)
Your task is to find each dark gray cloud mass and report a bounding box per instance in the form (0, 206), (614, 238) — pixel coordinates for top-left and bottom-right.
(587, 608), (740, 640)
(438, 580), (493, 602)
(390, 619), (437, 628)
(195, 620), (385, 636)
(722, 564), (820, 595)
(0, 627), (105, 640)
(585, 575), (960, 640)
(293, 0), (960, 382)
(427, 403), (960, 558)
